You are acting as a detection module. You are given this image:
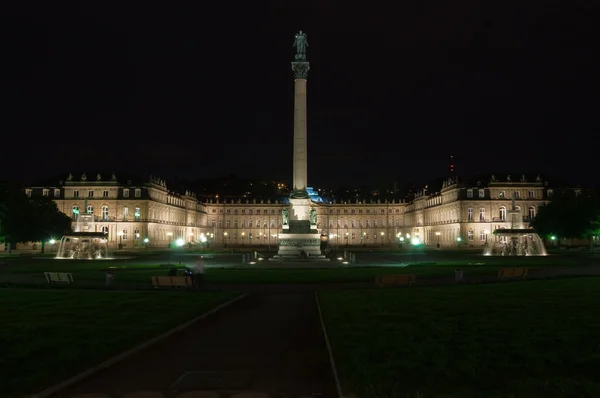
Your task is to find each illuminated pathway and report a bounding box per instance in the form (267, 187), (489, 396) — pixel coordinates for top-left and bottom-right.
(51, 293), (337, 398)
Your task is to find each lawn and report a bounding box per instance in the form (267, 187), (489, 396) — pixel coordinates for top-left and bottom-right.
(1, 262), (504, 285)
(0, 251), (592, 286)
(319, 278), (600, 398)
(0, 288), (239, 397)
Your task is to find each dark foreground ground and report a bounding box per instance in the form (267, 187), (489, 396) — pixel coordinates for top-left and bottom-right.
(50, 293), (338, 398)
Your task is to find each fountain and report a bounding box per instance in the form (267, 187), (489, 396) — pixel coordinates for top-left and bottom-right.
(483, 198), (547, 256)
(55, 213), (110, 259)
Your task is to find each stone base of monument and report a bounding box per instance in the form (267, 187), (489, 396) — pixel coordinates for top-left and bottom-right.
(271, 220), (329, 261)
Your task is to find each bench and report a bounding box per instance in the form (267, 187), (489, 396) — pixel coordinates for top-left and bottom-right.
(44, 272), (74, 284)
(375, 274), (416, 287)
(498, 267), (529, 279)
(152, 276), (192, 288)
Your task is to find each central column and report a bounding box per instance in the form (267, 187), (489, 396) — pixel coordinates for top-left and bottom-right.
(290, 61), (310, 201)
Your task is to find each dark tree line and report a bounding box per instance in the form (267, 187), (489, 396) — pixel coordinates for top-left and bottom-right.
(0, 183), (72, 253)
(531, 189), (600, 244)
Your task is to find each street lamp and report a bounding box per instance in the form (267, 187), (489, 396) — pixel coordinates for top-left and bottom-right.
(380, 231), (385, 248)
(435, 231), (441, 248)
(411, 237), (422, 264)
(241, 232), (245, 246)
(223, 232), (228, 247)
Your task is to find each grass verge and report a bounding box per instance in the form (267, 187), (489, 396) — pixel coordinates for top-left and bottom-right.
(0, 288), (238, 397)
(319, 278), (600, 398)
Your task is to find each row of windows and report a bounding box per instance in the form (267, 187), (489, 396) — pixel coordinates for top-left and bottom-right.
(69, 189), (141, 198)
(72, 205), (141, 220)
(466, 206), (536, 221)
(466, 189), (539, 199)
(211, 208), (403, 215)
(98, 226), (140, 241)
(224, 232), (383, 240)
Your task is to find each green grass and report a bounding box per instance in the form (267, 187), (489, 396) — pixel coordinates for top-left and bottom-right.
(0, 288), (239, 397)
(319, 278), (600, 398)
(2, 263), (505, 284)
(0, 252), (592, 285)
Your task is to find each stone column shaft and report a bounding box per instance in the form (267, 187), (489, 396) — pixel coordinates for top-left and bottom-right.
(293, 78), (308, 192)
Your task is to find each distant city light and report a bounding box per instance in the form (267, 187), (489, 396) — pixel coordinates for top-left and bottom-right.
(175, 238), (185, 247)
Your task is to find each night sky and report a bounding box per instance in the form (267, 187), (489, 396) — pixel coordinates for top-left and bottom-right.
(3, 2), (597, 188)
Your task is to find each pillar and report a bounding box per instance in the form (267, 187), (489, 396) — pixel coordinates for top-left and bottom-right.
(290, 61), (310, 199)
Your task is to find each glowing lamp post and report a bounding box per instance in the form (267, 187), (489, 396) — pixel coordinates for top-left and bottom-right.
(435, 231), (441, 248)
(411, 237), (422, 264)
(143, 237), (149, 249)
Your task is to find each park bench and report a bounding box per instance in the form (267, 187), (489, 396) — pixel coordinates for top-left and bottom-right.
(44, 272), (74, 284)
(375, 274), (416, 287)
(152, 276), (192, 288)
(498, 267), (529, 280)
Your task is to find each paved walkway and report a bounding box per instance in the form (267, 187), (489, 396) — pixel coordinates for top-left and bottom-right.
(50, 293), (338, 398)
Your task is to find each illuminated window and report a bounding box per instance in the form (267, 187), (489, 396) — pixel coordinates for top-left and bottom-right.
(467, 208), (473, 221)
(468, 229), (474, 241)
(499, 206), (507, 221)
(101, 206), (109, 220)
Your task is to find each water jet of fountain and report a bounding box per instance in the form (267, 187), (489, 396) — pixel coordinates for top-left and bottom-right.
(55, 213), (111, 260)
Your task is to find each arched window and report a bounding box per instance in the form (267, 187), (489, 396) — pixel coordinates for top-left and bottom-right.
(499, 206), (507, 221)
(529, 206), (536, 219)
(101, 205), (109, 220)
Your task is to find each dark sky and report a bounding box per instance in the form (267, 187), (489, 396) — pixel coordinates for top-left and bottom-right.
(2, 2), (597, 188)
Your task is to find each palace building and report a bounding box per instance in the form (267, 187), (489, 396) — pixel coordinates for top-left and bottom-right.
(22, 173), (551, 249)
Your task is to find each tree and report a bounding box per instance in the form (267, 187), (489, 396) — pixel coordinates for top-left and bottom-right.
(532, 189), (600, 244)
(0, 183), (34, 250)
(29, 196), (72, 253)
(0, 183), (72, 253)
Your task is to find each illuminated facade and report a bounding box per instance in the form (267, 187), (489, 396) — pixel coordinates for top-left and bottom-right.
(24, 173), (550, 248)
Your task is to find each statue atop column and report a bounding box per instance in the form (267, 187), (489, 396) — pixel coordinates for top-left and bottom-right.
(291, 30), (310, 79)
(293, 30), (308, 60)
(282, 208), (289, 225)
